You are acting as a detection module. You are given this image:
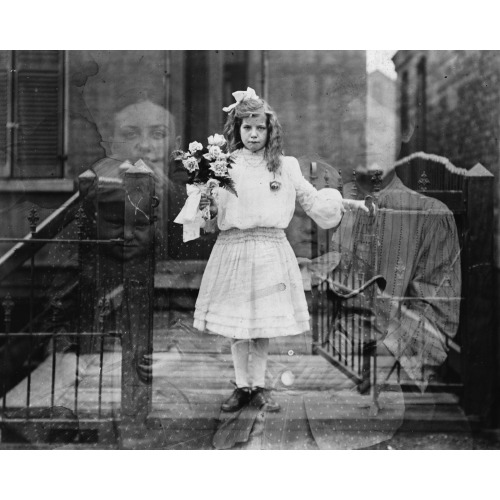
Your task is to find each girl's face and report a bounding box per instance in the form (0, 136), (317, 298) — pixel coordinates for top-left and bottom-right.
(239, 115), (268, 152)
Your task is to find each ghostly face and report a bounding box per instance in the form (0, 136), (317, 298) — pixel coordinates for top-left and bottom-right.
(239, 115), (268, 152)
(110, 100), (172, 172)
(94, 188), (152, 263)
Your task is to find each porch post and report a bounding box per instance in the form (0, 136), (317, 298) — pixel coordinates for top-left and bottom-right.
(77, 169), (98, 353)
(463, 163), (495, 424)
(120, 162), (156, 444)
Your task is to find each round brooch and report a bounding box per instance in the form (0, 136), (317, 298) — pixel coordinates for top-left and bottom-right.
(270, 180), (281, 192)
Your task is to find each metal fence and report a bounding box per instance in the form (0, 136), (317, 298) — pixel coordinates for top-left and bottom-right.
(309, 155), (496, 423)
(0, 162), (157, 445)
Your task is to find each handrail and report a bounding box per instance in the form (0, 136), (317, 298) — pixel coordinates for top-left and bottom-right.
(394, 151), (469, 176)
(1, 164), (158, 439)
(0, 191), (80, 284)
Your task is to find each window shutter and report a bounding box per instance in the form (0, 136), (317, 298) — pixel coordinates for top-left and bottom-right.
(12, 50), (64, 178)
(0, 51), (9, 173)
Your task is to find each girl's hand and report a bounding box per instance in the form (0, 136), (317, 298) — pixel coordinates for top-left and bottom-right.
(342, 198), (373, 214)
(199, 193), (218, 217)
(199, 193), (210, 210)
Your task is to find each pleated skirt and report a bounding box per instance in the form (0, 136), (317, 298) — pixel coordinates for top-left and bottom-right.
(193, 227), (310, 339)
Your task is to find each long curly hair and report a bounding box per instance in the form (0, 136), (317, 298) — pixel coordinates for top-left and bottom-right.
(223, 97), (283, 173)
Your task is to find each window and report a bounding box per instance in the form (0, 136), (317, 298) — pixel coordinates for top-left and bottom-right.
(184, 51), (210, 146)
(0, 50), (65, 179)
(184, 51), (248, 148)
(222, 51), (248, 124)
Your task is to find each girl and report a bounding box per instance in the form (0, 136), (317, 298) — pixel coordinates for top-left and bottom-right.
(192, 87), (367, 412)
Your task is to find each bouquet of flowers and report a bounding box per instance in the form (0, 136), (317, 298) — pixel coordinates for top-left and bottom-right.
(172, 133), (237, 199)
(173, 134), (236, 242)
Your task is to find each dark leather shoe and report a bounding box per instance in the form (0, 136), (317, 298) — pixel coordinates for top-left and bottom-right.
(251, 387), (280, 412)
(221, 387), (252, 412)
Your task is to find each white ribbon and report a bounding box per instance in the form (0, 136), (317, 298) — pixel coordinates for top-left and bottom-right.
(174, 184), (204, 242)
(222, 87), (260, 113)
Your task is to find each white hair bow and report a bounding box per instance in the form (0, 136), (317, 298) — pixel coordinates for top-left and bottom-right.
(222, 87), (260, 113)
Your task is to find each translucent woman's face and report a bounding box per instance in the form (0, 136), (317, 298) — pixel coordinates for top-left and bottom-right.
(239, 115), (268, 152)
(110, 100), (171, 170)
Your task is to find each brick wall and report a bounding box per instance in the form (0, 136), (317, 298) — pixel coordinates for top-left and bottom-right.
(267, 50), (366, 174)
(394, 50), (500, 268)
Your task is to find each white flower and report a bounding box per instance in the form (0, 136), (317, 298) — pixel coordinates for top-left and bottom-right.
(209, 160), (228, 176)
(182, 156), (199, 173)
(208, 134), (226, 147)
(203, 147), (227, 161)
(188, 141), (203, 154)
(208, 145), (222, 159)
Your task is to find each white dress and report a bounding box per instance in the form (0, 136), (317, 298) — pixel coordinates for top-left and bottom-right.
(193, 148), (343, 339)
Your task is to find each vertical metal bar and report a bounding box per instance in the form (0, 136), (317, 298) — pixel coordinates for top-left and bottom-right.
(372, 341), (378, 407)
(325, 230), (331, 351)
(74, 333), (80, 415)
(2, 334), (7, 414)
(322, 282), (327, 350)
(74, 206), (86, 416)
(26, 206), (39, 410)
(97, 295), (110, 419)
(357, 308), (361, 375)
(397, 300), (402, 383)
(50, 336), (57, 408)
(369, 290), (376, 402)
(351, 304), (355, 370)
(309, 162), (318, 355)
(2, 294), (14, 415)
(326, 291), (331, 345)
(98, 334), (104, 418)
(354, 278), (359, 371)
(97, 297), (109, 419)
(345, 313), (349, 366)
(1, 340), (6, 413)
(320, 283), (324, 350)
(26, 256), (34, 409)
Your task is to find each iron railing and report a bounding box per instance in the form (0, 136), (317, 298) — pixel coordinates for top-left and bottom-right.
(309, 155), (495, 422)
(0, 161), (157, 445)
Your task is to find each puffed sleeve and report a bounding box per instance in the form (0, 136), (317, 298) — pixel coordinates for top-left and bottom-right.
(287, 157), (344, 229)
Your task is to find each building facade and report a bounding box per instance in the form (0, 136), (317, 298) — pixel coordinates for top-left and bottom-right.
(393, 50), (500, 268)
(0, 50), (367, 307)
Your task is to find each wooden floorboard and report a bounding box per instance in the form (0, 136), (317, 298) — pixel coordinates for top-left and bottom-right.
(2, 312), (473, 448)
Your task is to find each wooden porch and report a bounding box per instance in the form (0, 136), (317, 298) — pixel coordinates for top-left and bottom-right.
(1, 309), (477, 450)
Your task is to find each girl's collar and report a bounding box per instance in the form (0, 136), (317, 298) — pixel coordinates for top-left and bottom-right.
(239, 147), (265, 158)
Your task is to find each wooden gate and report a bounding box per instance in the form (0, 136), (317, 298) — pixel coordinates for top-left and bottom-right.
(310, 153), (495, 423)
